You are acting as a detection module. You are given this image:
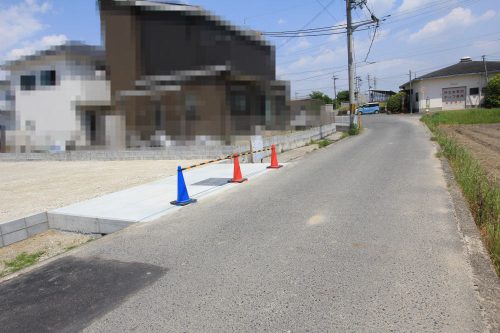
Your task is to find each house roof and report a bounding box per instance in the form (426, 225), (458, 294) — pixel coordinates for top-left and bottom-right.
(1, 42), (105, 70)
(104, 0), (271, 48)
(400, 60), (500, 88)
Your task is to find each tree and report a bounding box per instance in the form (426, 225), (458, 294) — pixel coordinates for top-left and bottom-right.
(309, 91), (333, 104)
(387, 92), (406, 113)
(336, 90), (349, 103)
(484, 73), (500, 108)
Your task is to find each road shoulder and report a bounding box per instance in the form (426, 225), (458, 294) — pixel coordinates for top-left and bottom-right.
(440, 151), (500, 332)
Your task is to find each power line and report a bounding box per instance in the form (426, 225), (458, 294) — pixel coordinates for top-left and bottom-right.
(276, 0), (336, 49)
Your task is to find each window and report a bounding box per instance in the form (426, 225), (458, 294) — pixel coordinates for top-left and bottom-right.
(20, 75), (36, 91)
(154, 101), (162, 129)
(415, 92), (419, 102)
(40, 70), (56, 86)
(231, 94), (247, 114)
(469, 87), (479, 95)
(185, 94), (198, 121)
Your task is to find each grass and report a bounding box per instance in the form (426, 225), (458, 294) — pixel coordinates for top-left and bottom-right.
(421, 109), (500, 275)
(1, 251), (45, 276)
(423, 108), (500, 127)
(317, 139), (332, 148)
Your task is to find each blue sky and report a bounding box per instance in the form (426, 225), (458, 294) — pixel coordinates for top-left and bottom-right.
(1, 0), (499, 97)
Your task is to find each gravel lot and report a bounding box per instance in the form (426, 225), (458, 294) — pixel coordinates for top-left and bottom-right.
(0, 160), (203, 223)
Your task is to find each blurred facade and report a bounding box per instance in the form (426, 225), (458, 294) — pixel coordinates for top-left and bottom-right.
(290, 99), (335, 129)
(1, 43), (109, 152)
(98, 0), (290, 147)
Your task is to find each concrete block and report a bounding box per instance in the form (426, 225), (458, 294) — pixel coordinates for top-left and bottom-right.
(27, 222), (49, 236)
(98, 219), (135, 234)
(25, 212), (48, 227)
(48, 213), (99, 234)
(0, 218), (27, 235)
(3, 229), (28, 246)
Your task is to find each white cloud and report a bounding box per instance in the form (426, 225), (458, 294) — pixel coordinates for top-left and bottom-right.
(277, 18), (286, 25)
(0, 0), (52, 54)
(366, 0), (396, 15)
(287, 37), (311, 53)
(409, 7), (496, 42)
(7, 34), (68, 60)
(398, 0), (443, 12)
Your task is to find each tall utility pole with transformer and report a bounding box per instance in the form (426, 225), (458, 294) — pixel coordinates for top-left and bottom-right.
(346, 0), (380, 126)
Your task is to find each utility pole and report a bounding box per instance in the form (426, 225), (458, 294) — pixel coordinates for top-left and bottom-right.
(346, 0), (379, 126)
(346, 0), (356, 125)
(367, 74), (372, 102)
(482, 55), (489, 82)
(409, 70), (413, 114)
(332, 75), (338, 102)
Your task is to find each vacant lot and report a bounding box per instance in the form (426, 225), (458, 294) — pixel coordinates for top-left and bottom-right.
(0, 159), (203, 223)
(440, 123), (500, 180)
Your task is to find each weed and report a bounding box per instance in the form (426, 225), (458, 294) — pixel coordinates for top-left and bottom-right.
(430, 136), (437, 141)
(422, 109), (500, 275)
(348, 124), (360, 136)
(317, 139), (332, 148)
(3, 251), (45, 275)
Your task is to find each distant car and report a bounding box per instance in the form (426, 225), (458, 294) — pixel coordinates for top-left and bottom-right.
(357, 103), (380, 114)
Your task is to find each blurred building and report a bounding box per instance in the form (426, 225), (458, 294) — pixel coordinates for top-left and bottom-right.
(289, 99), (334, 129)
(98, 0), (290, 147)
(1, 43), (110, 152)
(368, 89), (395, 103)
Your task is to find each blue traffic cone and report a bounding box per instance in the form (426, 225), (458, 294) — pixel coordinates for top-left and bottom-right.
(170, 166), (197, 206)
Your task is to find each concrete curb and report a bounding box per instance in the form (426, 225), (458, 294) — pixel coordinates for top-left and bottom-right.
(0, 213), (49, 248)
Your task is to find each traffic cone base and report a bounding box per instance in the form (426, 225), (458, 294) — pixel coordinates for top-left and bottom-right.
(267, 164), (283, 169)
(228, 177), (248, 183)
(170, 198), (197, 206)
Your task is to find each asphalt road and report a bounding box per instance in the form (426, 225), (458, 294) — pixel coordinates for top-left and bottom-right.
(0, 115), (486, 332)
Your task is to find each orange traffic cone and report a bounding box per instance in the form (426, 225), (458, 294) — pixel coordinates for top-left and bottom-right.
(229, 153), (247, 183)
(267, 144), (283, 169)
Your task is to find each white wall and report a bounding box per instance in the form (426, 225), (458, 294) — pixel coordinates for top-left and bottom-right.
(8, 59), (110, 151)
(406, 74), (486, 111)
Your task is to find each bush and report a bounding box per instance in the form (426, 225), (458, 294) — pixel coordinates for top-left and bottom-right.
(348, 123), (360, 135)
(386, 92), (406, 113)
(485, 73), (500, 108)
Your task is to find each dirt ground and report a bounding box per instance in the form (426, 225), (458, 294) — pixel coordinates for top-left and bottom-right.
(440, 123), (500, 181)
(0, 230), (95, 277)
(0, 159), (203, 223)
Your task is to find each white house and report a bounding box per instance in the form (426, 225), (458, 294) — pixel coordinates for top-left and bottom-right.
(400, 57), (500, 112)
(1, 42), (111, 152)
(0, 80), (15, 152)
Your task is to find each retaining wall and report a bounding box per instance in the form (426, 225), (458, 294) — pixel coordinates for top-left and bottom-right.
(0, 212), (49, 247)
(0, 123), (336, 161)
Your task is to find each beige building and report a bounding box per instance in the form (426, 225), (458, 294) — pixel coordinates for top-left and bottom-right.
(400, 57), (500, 112)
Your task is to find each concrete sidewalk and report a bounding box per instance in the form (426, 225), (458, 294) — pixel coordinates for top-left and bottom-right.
(48, 163), (273, 234)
